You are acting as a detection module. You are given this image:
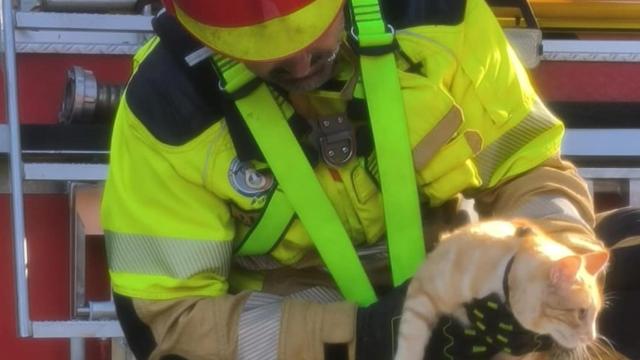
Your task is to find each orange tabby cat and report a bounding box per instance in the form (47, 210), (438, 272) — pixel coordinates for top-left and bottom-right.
(394, 219), (609, 360)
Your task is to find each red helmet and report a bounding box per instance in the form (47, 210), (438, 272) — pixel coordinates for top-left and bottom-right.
(163, 0), (345, 62)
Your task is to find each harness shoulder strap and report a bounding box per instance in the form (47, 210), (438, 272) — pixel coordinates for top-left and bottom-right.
(349, 0), (426, 285)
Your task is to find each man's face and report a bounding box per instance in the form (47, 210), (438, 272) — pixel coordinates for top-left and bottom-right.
(244, 12), (345, 93)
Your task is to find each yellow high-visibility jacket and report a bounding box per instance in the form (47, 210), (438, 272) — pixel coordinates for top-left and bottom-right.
(101, 0), (566, 300)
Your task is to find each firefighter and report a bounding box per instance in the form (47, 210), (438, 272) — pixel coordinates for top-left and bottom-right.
(101, 0), (637, 358)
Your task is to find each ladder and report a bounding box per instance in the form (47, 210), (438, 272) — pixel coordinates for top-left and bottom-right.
(1, 0), (153, 359)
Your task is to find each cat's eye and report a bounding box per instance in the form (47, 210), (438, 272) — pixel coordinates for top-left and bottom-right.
(577, 308), (588, 321)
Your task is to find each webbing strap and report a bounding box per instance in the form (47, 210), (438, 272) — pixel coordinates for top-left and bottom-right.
(215, 54), (254, 94)
(234, 187), (295, 256)
(215, 59), (376, 305)
(350, 0), (426, 285)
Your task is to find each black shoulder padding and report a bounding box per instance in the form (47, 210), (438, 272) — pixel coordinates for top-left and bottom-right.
(379, 0), (467, 29)
(125, 14), (224, 146)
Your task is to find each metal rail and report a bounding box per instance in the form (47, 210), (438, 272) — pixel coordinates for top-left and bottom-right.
(3, 0), (32, 337)
(562, 129), (640, 157)
(24, 163), (108, 181)
(32, 320), (123, 338)
(543, 40), (640, 62)
(15, 11), (153, 32)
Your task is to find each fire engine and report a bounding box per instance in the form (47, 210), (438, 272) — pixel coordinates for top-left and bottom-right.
(1, 0), (639, 359)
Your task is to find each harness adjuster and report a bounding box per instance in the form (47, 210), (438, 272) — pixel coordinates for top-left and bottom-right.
(348, 24), (398, 56)
(218, 74), (263, 101)
(212, 56), (263, 101)
(310, 114), (356, 168)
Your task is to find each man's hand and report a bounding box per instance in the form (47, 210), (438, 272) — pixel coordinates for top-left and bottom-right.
(356, 282), (410, 360)
(425, 294), (553, 359)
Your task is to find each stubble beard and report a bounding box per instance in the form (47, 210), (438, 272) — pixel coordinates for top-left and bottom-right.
(266, 46), (340, 93)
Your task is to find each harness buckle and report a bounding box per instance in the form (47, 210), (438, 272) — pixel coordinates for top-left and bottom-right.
(347, 24), (397, 56)
(311, 114), (356, 168)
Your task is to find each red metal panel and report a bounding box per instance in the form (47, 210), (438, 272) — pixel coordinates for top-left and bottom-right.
(0, 195), (70, 359)
(86, 236), (111, 301)
(532, 61), (640, 102)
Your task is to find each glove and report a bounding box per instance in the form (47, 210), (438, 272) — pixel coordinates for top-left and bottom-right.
(356, 286), (553, 360)
(355, 282), (410, 360)
(426, 293), (553, 359)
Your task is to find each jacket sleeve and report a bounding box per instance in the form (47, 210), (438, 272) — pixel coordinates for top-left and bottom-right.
(451, 0), (602, 252)
(472, 156), (604, 253)
(407, 0), (602, 252)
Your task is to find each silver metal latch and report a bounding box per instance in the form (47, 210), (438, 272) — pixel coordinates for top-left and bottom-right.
(311, 114), (356, 168)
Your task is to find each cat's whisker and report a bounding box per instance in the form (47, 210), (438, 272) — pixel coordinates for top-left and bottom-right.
(587, 341), (601, 359)
(588, 337), (619, 360)
(603, 292), (620, 308)
(562, 345), (580, 360)
(581, 343), (594, 360)
(571, 346), (580, 360)
(590, 343), (604, 360)
(594, 343), (609, 360)
(596, 334), (616, 354)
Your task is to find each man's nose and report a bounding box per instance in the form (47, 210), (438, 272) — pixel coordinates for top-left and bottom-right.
(284, 52), (312, 78)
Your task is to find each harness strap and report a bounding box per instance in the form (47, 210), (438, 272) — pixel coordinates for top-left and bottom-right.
(502, 255), (516, 309)
(349, 0), (426, 285)
(212, 0), (427, 300)
(214, 59), (377, 305)
(234, 187), (295, 256)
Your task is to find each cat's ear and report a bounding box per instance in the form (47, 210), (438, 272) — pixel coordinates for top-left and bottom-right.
(550, 255), (582, 286)
(583, 251), (609, 276)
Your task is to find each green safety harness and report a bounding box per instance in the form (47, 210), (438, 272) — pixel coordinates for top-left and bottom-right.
(213, 0), (426, 306)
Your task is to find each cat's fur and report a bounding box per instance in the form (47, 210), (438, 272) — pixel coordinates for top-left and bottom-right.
(394, 219), (609, 360)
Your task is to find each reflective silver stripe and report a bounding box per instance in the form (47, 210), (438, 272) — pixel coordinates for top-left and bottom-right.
(237, 293), (282, 360)
(475, 100), (560, 184)
(105, 231), (232, 279)
(288, 286), (343, 303)
(510, 194), (591, 229)
(234, 255), (284, 271)
(237, 287), (344, 360)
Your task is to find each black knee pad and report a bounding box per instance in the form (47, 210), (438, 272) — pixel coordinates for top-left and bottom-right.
(596, 207), (640, 291)
(598, 290), (640, 359)
(595, 207), (640, 358)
